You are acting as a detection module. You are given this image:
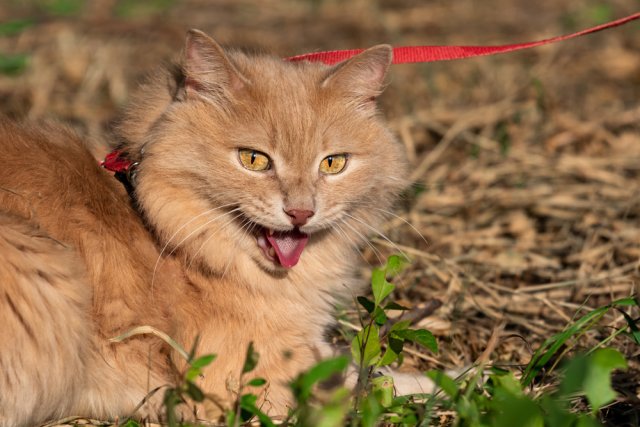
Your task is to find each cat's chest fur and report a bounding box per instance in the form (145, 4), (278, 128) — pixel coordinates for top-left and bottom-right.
(170, 244), (358, 361)
(160, 240), (359, 415)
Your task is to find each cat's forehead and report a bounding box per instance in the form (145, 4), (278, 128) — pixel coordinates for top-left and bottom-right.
(216, 52), (384, 162)
(229, 55), (340, 148)
(231, 53), (329, 106)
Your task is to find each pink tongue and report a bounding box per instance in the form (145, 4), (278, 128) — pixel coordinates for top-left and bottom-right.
(265, 229), (309, 268)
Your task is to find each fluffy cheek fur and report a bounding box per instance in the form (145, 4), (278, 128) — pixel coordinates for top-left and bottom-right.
(132, 109), (236, 271)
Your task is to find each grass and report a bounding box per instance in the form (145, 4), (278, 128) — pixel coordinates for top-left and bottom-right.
(118, 256), (636, 426)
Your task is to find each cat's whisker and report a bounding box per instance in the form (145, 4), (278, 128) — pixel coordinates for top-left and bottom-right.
(338, 217), (384, 265)
(221, 219), (257, 280)
(169, 207), (241, 260)
(151, 208), (242, 293)
(151, 202), (238, 290)
(371, 207), (430, 249)
(342, 212), (410, 262)
(334, 220), (377, 266)
(159, 202), (238, 256)
(185, 211), (246, 271)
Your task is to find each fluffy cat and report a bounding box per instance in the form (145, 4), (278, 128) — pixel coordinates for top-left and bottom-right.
(0, 29), (408, 425)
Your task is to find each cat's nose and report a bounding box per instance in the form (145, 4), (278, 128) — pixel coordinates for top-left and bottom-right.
(284, 209), (315, 226)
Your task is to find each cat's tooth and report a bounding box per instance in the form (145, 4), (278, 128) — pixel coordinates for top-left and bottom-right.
(268, 247), (276, 257)
(268, 228), (274, 236)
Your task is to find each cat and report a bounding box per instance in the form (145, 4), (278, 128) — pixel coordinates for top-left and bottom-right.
(0, 29), (409, 425)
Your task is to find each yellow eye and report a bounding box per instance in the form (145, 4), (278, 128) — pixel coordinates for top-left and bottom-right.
(319, 154), (347, 174)
(238, 149), (270, 171)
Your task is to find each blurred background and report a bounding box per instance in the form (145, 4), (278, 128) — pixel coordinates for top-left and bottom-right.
(1, 0), (639, 423)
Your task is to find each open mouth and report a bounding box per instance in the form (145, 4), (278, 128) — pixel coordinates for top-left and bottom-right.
(256, 227), (309, 268)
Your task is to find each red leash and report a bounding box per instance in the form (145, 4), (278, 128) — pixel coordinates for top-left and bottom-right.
(288, 12), (640, 65)
(102, 12), (640, 174)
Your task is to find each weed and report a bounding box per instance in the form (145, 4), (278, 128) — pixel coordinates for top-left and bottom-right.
(0, 20), (31, 76)
(154, 258), (638, 426)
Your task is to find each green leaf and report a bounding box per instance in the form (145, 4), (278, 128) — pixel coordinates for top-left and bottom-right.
(0, 20), (33, 37)
(191, 353), (216, 369)
(0, 54), (28, 76)
(242, 342), (259, 374)
(121, 419), (142, 427)
(373, 307), (388, 326)
(491, 371), (525, 397)
(393, 328), (438, 353)
(239, 393), (276, 427)
(357, 296), (375, 314)
(455, 395), (481, 423)
(291, 356), (349, 403)
(575, 416), (602, 427)
(522, 297), (638, 386)
(371, 268), (394, 306)
(247, 377), (267, 387)
(360, 394), (383, 427)
(539, 395), (580, 427)
(186, 380), (205, 402)
(561, 348), (627, 413)
(377, 346), (399, 367)
(42, 0), (85, 16)
(388, 334), (404, 354)
(351, 324), (381, 367)
(308, 388), (351, 427)
(371, 375), (394, 407)
(492, 393), (544, 427)
(185, 367), (200, 382)
(385, 254), (408, 277)
(384, 301), (409, 311)
(390, 319), (412, 332)
(163, 388), (182, 427)
(185, 352), (215, 382)
(488, 372), (543, 427)
(240, 393), (257, 406)
(426, 370), (459, 398)
(226, 409), (236, 427)
(617, 307), (640, 345)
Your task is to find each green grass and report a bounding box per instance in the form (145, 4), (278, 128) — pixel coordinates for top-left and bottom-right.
(0, 20), (32, 77)
(130, 256), (637, 426)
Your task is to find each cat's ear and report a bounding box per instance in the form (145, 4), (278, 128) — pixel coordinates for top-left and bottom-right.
(321, 45), (392, 103)
(182, 29), (248, 100)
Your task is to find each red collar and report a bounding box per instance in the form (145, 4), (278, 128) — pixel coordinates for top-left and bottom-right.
(101, 149), (132, 174)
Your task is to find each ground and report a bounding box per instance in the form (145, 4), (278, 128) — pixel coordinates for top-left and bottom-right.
(1, 0), (638, 425)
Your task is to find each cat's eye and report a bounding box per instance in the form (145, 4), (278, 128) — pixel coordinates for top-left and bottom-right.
(319, 154), (348, 174)
(238, 149), (271, 171)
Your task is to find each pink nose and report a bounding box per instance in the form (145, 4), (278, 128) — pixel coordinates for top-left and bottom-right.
(284, 209), (315, 226)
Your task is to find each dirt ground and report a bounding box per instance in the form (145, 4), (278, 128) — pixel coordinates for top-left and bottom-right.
(1, 0), (639, 425)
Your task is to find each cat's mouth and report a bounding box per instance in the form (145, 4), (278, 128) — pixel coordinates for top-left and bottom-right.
(255, 227), (309, 268)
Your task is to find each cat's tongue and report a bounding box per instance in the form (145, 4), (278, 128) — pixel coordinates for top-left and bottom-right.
(266, 229), (309, 268)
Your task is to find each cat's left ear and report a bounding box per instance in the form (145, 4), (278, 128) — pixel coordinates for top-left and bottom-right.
(182, 29), (248, 101)
(321, 45), (393, 103)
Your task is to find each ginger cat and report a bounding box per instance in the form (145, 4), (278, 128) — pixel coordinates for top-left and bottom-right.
(0, 30), (408, 425)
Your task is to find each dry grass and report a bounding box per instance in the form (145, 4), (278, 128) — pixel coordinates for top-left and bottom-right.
(1, 0), (639, 424)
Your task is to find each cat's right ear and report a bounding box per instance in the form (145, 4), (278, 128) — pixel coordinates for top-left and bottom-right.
(321, 44), (393, 105)
(182, 29), (248, 101)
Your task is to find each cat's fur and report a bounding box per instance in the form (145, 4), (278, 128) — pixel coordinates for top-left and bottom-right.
(0, 30), (408, 425)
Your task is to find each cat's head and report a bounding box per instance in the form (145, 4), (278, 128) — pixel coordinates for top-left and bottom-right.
(117, 30), (408, 277)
